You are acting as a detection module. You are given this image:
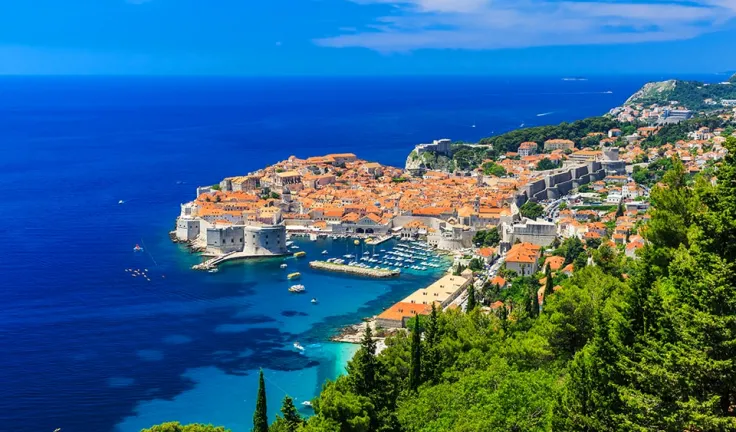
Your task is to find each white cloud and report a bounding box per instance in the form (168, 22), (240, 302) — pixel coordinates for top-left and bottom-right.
(315, 0), (736, 51)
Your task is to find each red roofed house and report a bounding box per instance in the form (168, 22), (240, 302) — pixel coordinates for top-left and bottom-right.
(376, 302), (432, 329)
(505, 242), (542, 275)
(544, 256), (565, 272)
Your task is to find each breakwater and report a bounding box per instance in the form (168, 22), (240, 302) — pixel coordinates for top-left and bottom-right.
(309, 261), (400, 278)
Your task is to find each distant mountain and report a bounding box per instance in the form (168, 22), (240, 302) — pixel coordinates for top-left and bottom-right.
(626, 78), (736, 111)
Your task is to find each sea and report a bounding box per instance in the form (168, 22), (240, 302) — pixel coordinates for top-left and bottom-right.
(0, 75), (706, 432)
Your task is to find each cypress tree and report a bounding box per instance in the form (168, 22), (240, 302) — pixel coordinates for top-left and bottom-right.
(531, 287), (540, 318)
(616, 200), (624, 218)
(465, 284), (477, 312)
(423, 303), (440, 383)
(544, 262), (555, 299)
(409, 314), (422, 392)
(347, 324), (377, 396)
(280, 396), (302, 432)
(252, 369), (268, 432)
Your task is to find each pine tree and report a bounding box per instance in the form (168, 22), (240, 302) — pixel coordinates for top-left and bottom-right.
(465, 284), (477, 312)
(422, 303), (440, 383)
(409, 314), (422, 392)
(252, 369), (268, 432)
(544, 263), (555, 299)
(280, 396), (302, 432)
(347, 324), (378, 396)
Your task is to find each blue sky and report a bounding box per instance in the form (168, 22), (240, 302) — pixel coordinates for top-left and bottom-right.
(1, 0), (735, 75)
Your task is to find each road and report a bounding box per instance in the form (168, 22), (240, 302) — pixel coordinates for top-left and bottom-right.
(451, 255), (506, 311)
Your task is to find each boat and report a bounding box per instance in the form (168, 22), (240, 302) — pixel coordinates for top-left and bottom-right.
(354, 239), (360, 245)
(287, 272), (301, 280)
(280, 263), (288, 269)
(294, 251), (307, 258)
(302, 401), (313, 407)
(309, 233), (318, 241)
(322, 250), (328, 255)
(289, 284), (306, 293)
(286, 241), (294, 246)
(118, 200), (125, 204)
(294, 342), (305, 351)
(133, 244), (143, 252)
(208, 268), (219, 273)
(311, 298), (318, 304)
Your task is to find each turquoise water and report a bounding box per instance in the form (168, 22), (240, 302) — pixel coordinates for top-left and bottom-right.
(115, 237), (447, 431)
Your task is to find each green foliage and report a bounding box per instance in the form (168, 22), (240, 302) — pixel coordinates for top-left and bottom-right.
(390, 177), (409, 183)
(543, 264), (554, 298)
(270, 192), (281, 199)
(472, 229), (500, 247)
(210, 184), (221, 191)
(252, 370), (268, 432)
(452, 146), (494, 171)
(478, 116), (619, 154)
(556, 236), (585, 266)
(536, 157), (557, 171)
(270, 396), (303, 432)
(481, 161), (506, 177)
(638, 80), (736, 110)
(465, 284), (477, 313)
(520, 201), (544, 219)
(141, 422), (230, 432)
(467, 257), (484, 272)
(409, 315), (422, 392)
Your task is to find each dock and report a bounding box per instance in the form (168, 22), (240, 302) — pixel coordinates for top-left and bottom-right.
(309, 261), (400, 278)
(192, 251), (288, 270)
(365, 235), (393, 246)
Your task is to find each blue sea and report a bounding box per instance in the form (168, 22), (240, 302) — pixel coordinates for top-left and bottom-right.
(0, 75), (684, 431)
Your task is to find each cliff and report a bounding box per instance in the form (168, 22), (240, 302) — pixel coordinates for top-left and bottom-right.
(624, 80), (677, 106)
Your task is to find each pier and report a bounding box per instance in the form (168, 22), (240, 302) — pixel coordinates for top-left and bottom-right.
(309, 261), (400, 278)
(192, 251), (288, 270)
(366, 235), (393, 246)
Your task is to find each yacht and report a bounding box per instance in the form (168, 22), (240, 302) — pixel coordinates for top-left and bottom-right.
(280, 263), (288, 269)
(289, 284), (306, 293)
(294, 342), (305, 351)
(311, 298), (318, 304)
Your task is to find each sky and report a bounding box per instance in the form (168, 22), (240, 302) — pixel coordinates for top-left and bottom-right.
(1, 0), (736, 75)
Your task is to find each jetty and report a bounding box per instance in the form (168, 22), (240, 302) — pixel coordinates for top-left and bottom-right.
(192, 251), (289, 271)
(309, 261), (400, 278)
(366, 235), (394, 246)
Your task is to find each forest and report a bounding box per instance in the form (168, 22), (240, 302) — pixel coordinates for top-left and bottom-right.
(147, 137), (736, 431)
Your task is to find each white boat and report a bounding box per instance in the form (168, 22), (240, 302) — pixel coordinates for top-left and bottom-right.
(133, 244), (143, 252)
(311, 298), (318, 304)
(280, 263), (288, 269)
(208, 268), (219, 273)
(309, 233), (318, 241)
(286, 241), (294, 246)
(294, 342), (305, 351)
(118, 200), (125, 204)
(302, 401), (313, 407)
(289, 284), (306, 293)
(322, 250), (328, 255)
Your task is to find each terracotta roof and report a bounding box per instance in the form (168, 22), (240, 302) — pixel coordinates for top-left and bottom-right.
(377, 302), (432, 322)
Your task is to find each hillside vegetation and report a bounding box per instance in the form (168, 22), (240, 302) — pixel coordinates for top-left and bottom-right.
(626, 78), (736, 111)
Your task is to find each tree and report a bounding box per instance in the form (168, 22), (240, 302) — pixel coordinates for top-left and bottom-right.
(347, 325), (378, 397)
(544, 263), (555, 299)
(422, 304), (441, 384)
(468, 257), (484, 272)
(252, 370), (268, 432)
(530, 286), (540, 318)
(409, 314), (422, 392)
(141, 423), (230, 432)
(573, 252), (587, 271)
(270, 396), (303, 432)
(559, 237), (585, 265)
(473, 229), (500, 247)
(466, 284), (477, 312)
(615, 201), (624, 218)
(520, 201), (545, 219)
(536, 158), (557, 171)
